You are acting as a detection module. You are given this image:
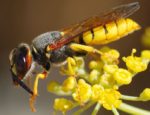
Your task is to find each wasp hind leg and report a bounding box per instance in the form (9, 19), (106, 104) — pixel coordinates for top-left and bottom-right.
(62, 43), (102, 76)
(69, 43), (102, 55)
(29, 71), (48, 112)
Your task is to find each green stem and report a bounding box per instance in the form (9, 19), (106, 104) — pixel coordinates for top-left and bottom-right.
(73, 102), (95, 115)
(91, 103), (101, 115)
(51, 89), (72, 96)
(121, 95), (140, 101)
(112, 107), (120, 115)
(118, 103), (150, 115)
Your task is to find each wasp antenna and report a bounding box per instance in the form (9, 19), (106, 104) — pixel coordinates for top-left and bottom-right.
(18, 79), (33, 95)
(12, 74), (33, 95)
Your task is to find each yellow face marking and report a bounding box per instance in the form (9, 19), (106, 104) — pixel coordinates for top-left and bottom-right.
(33, 46), (38, 54)
(12, 64), (17, 75)
(46, 53), (51, 59)
(46, 46), (52, 52)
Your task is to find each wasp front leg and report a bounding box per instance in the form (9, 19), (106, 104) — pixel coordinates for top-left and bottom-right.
(69, 43), (102, 55)
(30, 71), (48, 112)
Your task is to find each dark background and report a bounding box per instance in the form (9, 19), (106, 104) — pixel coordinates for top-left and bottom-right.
(0, 0), (150, 115)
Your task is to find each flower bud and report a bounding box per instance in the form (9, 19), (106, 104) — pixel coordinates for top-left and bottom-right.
(54, 98), (74, 113)
(139, 88), (150, 101)
(101, 49), (120, 64)
(91, 84), (104, 101)
(141, 50), (150, 59)
(47, 81), (59, 92)
(103, 64), (118, 74)
(89, 70), (100, 83)
(62, 76), (76, 92)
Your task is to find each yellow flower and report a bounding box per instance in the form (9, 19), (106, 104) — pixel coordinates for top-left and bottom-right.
(89, 69), (100, 83)
(91, 84), (104, 101)
(103, 64), (118, 74)
(89, 60), (103, 70)
(72, 79), (92, 104)
(100, 73), (116, 88)
(62, 76), (76, 92)
(53, 98), (74, 113)
(47, 81), (59, 92)
(113, 68), (132, 85)
(101, 49), (120, 64)
(123, 49), (148, 73)
(98, 89), (122, 110)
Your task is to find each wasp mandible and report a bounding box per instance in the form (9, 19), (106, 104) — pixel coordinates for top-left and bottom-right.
(9, 2), (140, 111)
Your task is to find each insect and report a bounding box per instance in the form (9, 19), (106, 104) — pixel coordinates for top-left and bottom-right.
(9, 2), (140, 111)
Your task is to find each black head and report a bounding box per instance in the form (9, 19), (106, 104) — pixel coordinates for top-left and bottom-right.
(9, 43), (33, 94)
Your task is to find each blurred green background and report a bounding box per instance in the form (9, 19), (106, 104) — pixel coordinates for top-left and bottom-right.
(0, 0), (150, 115)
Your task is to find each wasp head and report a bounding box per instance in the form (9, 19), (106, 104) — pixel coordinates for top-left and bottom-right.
(9, 43), (32, 85)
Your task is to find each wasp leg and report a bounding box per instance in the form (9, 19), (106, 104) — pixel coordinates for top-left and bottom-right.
(69, 43), (102, 55)
(61, 57), (76, 76)
(29, 71), (48, 112)
(67, 57), (76, 76)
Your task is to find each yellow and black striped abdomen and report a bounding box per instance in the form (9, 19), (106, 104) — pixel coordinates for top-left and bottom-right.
(81, 18), (140, 45)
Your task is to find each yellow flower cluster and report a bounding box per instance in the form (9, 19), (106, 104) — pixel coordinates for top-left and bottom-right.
(47, 47), (150, 115)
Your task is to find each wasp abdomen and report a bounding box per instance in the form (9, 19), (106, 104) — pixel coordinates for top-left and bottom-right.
(81, 18), (140, 45)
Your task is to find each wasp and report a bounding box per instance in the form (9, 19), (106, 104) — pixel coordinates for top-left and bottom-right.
(9, 2), (140, 111)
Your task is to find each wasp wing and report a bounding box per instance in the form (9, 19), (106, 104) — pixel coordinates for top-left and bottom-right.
(49, 2), (140, 49)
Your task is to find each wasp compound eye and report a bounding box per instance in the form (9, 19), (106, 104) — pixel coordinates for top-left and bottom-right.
(9, 43), (32, 85)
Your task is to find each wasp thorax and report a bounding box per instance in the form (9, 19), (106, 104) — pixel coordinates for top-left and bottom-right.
(9, 43), (32, 84)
